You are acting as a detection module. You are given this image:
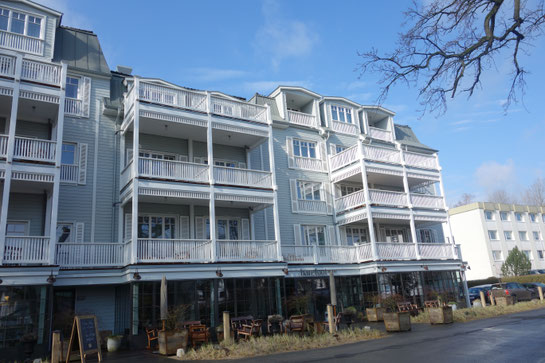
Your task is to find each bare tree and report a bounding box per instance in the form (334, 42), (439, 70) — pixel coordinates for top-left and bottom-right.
(522, 177), (545, 206)
(358, 0), (545, 115)
(453, 193), (475, 207)
(487, 189), (516, 204)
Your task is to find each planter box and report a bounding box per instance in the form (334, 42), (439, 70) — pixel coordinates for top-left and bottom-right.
(495, 296), (515, 306)
(158, 330), (188, 356)
(383, 312), (411, 332)
(428, 306), (453, 324)
(366, 307), (385, 322)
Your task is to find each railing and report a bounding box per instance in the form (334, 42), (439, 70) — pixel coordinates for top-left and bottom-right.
(213, 166), (272, 188)
(317, 246), (359, 263)
(282, 245), (316, 264)
(368, 127), (392, 142)
(4, 236), (49, 264)
(139, 158), (209, 183)
(356, 243), (374, 261)
(297, 200), (327, 214)
(21, 59), (62, 86)
(138, 239), (212, 263)
(287, 110), (317, 128)
(60, 164), (78, 183)
(13, 137), (56, 163)
(419, 243), (455, 260)
(335, 190), (365, 213)
(139, 81), (208, 112)
(0, 54), (15, 77)
(404, 151), (438, 170)
(369, 189), (407, 207)
(376, 242), (416, 260)
(217, 240), (278, 262)
(0, 134), (8, 157)
(293, 156), (324, 171)
(330, 144), (358, 171)
(211, 96), (268, 124)
(65, 98), (83, 117)
(120, 160), (134, 188)
(410, 194), (444, 209)
(362, 144), (401, 164)
(56, 243), (127, 268)
(332, 121), (358, 135)
(0, 31), (44, 55)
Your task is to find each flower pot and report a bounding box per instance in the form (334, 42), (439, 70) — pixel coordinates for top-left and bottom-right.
(428, 306), (453, 324)
(495, 296), (515, 306)
(383, 312), (411, 332)
(159, 330), (189, 356)
(107, 336), (122, 352)
(366, 307), (384, 322)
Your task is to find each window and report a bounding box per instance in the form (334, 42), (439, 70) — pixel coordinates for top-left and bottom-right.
(335, 145), (347, 154)
(293, 139), (317, 158)
(302, 225), (326, 246)
(515, 212), (524, 222)
(519, 231), (528, 241)
(138, 216), (176, 239)
(139, 151), (176, 161)
(346, 227), (367, 245)
(533, 231), (542, 241)
(530, 213), (537, 222)
(538, 250), (544, 260)
(217, 218), (239, 240)
(492, 250), (503, 261)
(523, 250), (533, 260)
(384, 228), (408, 243)
(10, 11), (24, 34)
(6, 221), (28, 236)
(27, 15), (41, 38)
(214, 160), (237, 168)
(504, 231), (513, 240)
(0, 8), (8, 31)
(331, 105), (352, 123)
(484, 210), (494, 220)
(297, 181), (322, 201)
(0, 8), (42, 38)
(61, 143), (77, 165)
(419, 229), (438, 243)
(56, 223), (73, 243)
(340, 185), (362, 197)
(500, 211), (510, 221)
(488, 230), (498, 240)
(66, 77), (80, 99)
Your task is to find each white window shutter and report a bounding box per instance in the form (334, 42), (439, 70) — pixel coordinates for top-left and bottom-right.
(180, 216), (190, 239)
(124, 214), (132, 242)
(195, 217), (204, 239)
(293, 224), (302, 245)
(75, 222), (84, 243)
(242, 219), (250, 240)
(289, 179), (299, 213)
(78, 143), (88, 185)
(329, 143), (337, 155)
(82, 76), (91, 118)
(320, 141), (328, 171)
(286, 137), (294, 168)
(328, 226), (336, 245)
(324, 182), (333, 215)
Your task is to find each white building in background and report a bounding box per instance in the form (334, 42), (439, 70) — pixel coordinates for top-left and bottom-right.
(449, 202), (545, 280)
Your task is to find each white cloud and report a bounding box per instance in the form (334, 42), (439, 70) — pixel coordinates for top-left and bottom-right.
(347, 92), (373, 103)
(255, 0), (318, 68)
(244, 80), (312, 94)
(39, 0), (93, 30)
(188, 68), (248, 82)
(345, 80), (367, 91)
(474, 159), (517, 191)
(450, 119), (472, 126)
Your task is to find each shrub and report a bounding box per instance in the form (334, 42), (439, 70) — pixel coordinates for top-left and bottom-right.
(467, 276), (500, 288)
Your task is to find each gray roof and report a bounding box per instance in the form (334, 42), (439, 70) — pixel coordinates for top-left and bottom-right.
(394, 125), (437, 152)
(249, 94), (283, 122)
(53, 26), (110, 76)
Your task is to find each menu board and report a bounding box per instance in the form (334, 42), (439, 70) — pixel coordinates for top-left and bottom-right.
(65, 315), (102, 363)
(79, 317), (98, 352)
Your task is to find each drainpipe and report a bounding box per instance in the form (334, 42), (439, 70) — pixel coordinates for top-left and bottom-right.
(112, 105), (122, 242)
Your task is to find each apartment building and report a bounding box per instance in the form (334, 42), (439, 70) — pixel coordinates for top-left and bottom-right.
(449, 202), (545, 280)
(0, 0), (468, 359)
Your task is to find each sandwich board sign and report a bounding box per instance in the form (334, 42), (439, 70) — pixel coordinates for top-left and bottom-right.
(66, 315), (102, 363)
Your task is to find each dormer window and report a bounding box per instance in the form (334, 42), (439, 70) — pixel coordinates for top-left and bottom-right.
(66, 77), (79, 99)
(0, 8), (43, 38)
(331, 105), (352, 123)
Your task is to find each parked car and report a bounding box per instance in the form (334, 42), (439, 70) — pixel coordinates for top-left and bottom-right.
(522, 282), (545, 297)
(468, 284), (492, 304)
(489, 282), (535, 301)
(528, 270), (545, 275)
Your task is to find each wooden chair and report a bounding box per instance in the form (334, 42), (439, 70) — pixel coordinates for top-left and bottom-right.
(267, 315), (285, 334)
(145, 327), (159, 350)
(237, 319), (263, 340)
(188, 324), (210, 347)
(397, 302), (420, 316)
(424, 300), (441, 308)
(230, 316), (254, 340)
(287, 315), (306, 334)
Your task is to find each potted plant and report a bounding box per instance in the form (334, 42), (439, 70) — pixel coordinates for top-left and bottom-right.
(366, 295), (385, 322)
(107, 335), (123, 352)
(158, 304), (190, 355)
(491, 289), (515, 306)
(342, 306), (358, 327)
(382, 294), (411, 332)
(428, 302), (454, 325)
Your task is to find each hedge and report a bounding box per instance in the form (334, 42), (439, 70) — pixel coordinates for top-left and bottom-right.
(501, 275), (545, 284)
(467, 276), (500, 288)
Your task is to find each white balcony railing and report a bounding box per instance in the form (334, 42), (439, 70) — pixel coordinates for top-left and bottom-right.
(369, 189), (407, 207)
(0, 54), (15, 77)
(376, 242), (416, 260)
(139, 81), (208, 112)
(404, 151), (438, 170)
(13, 137), (56, 163)
(56, 242), (127, 268)
(287, 110), (317, 128)
(65, 98), (83, 117)
(213, 166), (272, 188)
(139, 158), (209, 183)
(335, 190), (366, 213)
(4, 236), (49, 264)
(0, 134), (8, 157)
(357, 243), (374, 261)
(297, 199), (327, 214)
(211, 96), (268, 124)
(330, 144), (358, 171)
(60, 164), (78, 183)
(317, 245), (358, 263)
(368, 127), (392, 142)
(293, 156), (324, 171)
(217, 240), (278, 262)
(120, 160), (134, 188)
(282, 245), (316, 264)
(21, 59), (62, 86)
(419, 243), (455, 260)
(410, 194), (444, 209)
(332, 121), (358, 135)
(362, 144), (401, 164)
(0, 31), (44, 55)
(138, 239), (213, 263)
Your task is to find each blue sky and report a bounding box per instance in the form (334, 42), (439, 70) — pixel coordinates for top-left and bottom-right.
(45, 0), (545, 206)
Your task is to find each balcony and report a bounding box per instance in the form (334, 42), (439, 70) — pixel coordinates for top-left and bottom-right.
(213, 166), (272, 189)
(217, 240), (278, 262)
(13, 137), (56, 163)
(65, 98), (83, 117)
(56, 242), (128, 268)
(0, 134), (7, 157)
(3, 236), (49, 264)
(139, 158), (209, 184)
(0, 54), (61, 87)
(331, 120), (358, 135)
(363, 144), (401, 164)
(404, 151), (438, 170)
(287, 110), (317, 128)
(60, 164), (78, 183)
(0, 31), (44, 55)
(211, 96), (267, 124)
(138, 81), (207, 113)
(297, 199), (328, 214)
(335, 190), (365, 213)
(137, 239), (213, 263)
(335, 189), (407, 214)
(368, 127), (393, 142)
(410, 194), (444, 209)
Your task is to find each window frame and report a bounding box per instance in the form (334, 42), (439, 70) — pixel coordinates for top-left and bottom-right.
(504, 230), (513, 240)
(500, 211), (510, 221)
(345, 226), (368, 245)
(216, 217), (241, 240)
(330, 104), (353, 124)
(293, 139), (317, 159)
(339, 184), (362, 197)
(0, 6), (44, 39)
(488, 230), (499, 240)
(296, 180), (323, 201)
(530, 213), (537, 222)
(301, 225), (327, 246)
(492, 250), (503, 261)
(484, 210), (494, 220)
(61, 142), (78, 166)
(56, 222), (74, 243)
(518, 231), (529, 241)
(137, 214), (178, 239)
(538, 250), (544, 260)
(523, 250), (533, 260)
(515, 212), (524, 222)
(533, 231), (542, 241)
(6, 220), (29, 237)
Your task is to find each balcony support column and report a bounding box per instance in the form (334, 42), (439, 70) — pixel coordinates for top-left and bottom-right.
(130, 78), (141, 264)
(435, 153), (457, 258)
(358, 140), (378, 260)
(266, 105), (282, 261)
(206, 96), (217, 261)
(399, 145), (420, 259)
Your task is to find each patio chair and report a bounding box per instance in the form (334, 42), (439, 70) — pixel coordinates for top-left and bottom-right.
(188, 324), (210, 347)
(231, 316), (254, 340)
(145, 327), (159, 350)
(237, 319), (263, 340)
(267, 315), (285, 334)
(287, 315), (306, 335)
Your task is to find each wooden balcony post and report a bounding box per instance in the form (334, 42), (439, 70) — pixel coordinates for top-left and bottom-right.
(358, 140), (378, 260)
(131, 78), (141, 264)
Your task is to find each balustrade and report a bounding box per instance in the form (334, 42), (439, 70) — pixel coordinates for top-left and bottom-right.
(4, 237), (49, 264)
(213, 166), (272, 188)
(287, 110), (317, 128)
(13, 137), (56, 163)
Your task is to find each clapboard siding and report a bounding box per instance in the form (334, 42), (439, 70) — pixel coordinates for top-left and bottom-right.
(7, 192), (45, 235)
(75, 286), (116, 332)
(125, 133), (189, 157)
(15, 120), (50, 139)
